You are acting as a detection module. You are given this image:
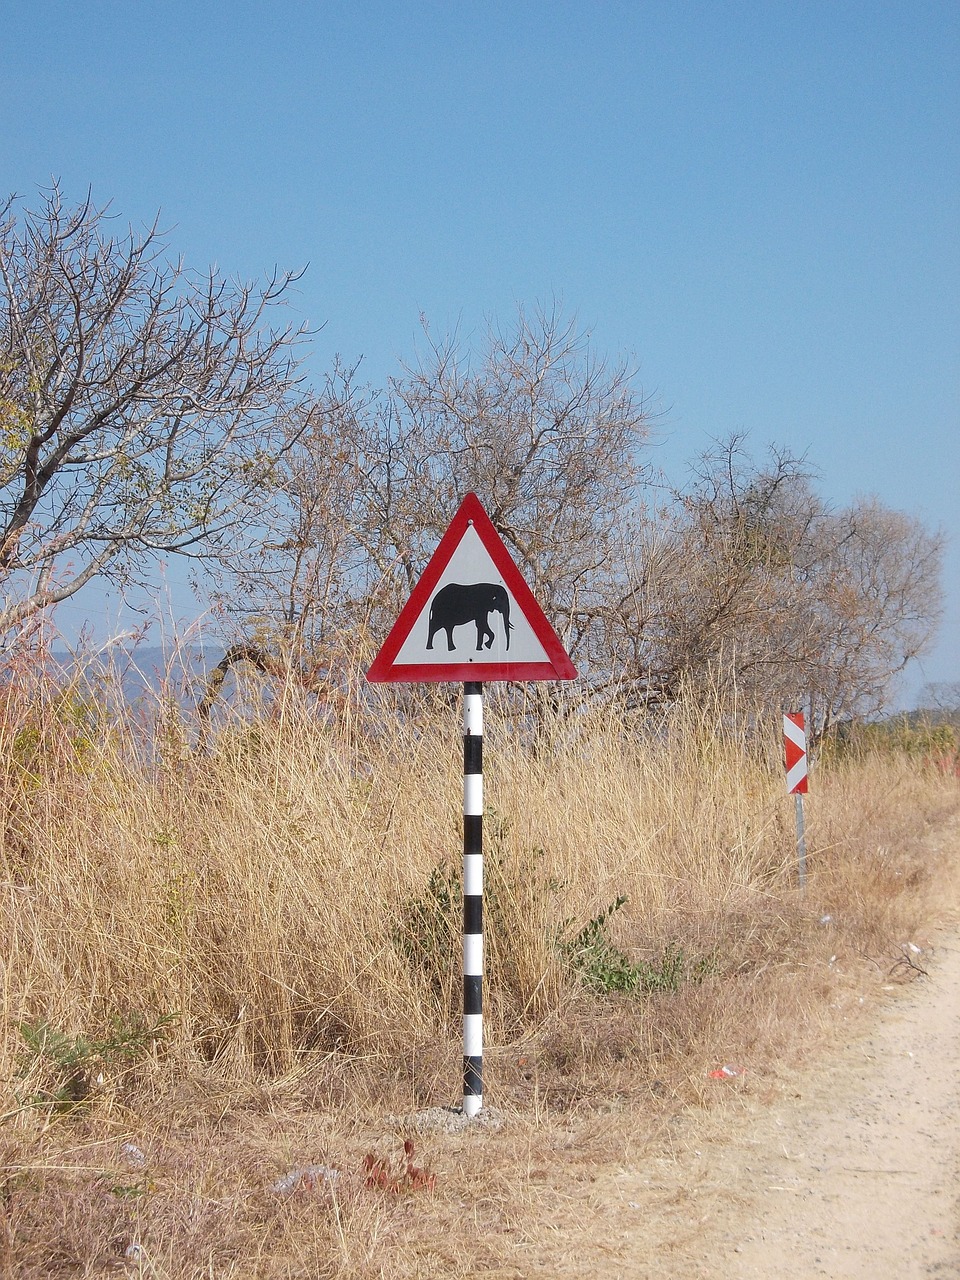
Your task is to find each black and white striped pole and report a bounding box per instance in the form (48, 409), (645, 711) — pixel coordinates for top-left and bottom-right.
(365, 494), (576, 1116)
(462, 681), (483, 1116)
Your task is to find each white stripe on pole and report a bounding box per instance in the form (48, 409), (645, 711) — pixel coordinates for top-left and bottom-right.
(464, 773), (483, 816)
(463, 932), (483, 975)
(464, 689), (483, 740)
(463, 1013), (483, 1057)
(463, 854), (483, 897)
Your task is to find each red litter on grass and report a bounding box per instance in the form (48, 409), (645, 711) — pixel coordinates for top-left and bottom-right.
(709, 1065), (745, 1079)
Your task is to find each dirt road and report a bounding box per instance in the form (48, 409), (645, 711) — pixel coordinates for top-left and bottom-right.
(590, 930), (960, 1277)
(716, 937), (960, 1277)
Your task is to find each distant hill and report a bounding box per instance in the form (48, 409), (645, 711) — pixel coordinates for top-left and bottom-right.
(50, 645), (226, 705)
(896, 707), (960, 731)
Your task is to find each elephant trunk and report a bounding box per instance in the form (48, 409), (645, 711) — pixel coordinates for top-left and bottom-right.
(501, 597), (513, 650)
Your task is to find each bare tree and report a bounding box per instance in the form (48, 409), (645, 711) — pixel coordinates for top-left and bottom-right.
(231, 306), (655, 668)
(210, 361), (375, 685)
(221, 321), (942, 731)
(806, 497), (945, 728)
(390, 306), (651, 616)
(0, 185), (307, 637)
(919, 681), (960, 715)
(602, 437), (944, 728)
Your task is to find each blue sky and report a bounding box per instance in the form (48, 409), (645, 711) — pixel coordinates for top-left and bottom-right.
(3, 2), (957, 703)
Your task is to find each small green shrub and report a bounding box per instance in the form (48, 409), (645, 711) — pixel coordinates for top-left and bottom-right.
(397, 864), (718, 1005)
(16, 1012), (178, 1114)
(561, 896), (715, 995)
(4, 690), (106, 786)
(394, 863), (461, 1004)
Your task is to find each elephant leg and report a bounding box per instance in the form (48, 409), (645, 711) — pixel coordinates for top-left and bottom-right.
(475, 618), (495, 651)
(445, 626), (456, 652)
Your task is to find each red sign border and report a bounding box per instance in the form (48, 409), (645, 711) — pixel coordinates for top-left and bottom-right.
(366, 492), (577, 683)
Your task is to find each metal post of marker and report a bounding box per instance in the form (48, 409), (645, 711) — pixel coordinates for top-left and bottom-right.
(462, 681), (483, 1116)
(795, 793), (807, 892)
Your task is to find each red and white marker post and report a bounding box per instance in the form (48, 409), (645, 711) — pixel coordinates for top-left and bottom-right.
(783, 711), (809, 889)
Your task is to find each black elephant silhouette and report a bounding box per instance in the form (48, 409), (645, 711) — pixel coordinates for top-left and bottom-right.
(426, 583), (513, 652)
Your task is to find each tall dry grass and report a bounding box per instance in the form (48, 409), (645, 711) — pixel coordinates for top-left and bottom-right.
(1, 652), (958, 1276)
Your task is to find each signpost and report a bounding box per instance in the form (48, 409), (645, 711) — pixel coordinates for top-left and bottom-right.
(368, 493), (576, 1116)
(783, 711), (809, 890)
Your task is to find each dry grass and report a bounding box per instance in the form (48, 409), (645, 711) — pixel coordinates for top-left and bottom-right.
(1, 653), (958, 1277)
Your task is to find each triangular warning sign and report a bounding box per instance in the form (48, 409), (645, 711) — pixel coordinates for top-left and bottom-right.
(367, 493), (577, 683)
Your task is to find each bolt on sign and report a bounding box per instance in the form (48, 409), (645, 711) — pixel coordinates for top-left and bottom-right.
(783, 712), (809, 794)
(367, 492), (576, 1118)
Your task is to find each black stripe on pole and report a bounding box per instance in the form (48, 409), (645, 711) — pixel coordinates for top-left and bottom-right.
(464, 733), (482, 775)
(463, 813), (482, 846)
(463, 894), (482, 934)
(463, 1056), (483, 1095)
(463, 974), (482, 1013)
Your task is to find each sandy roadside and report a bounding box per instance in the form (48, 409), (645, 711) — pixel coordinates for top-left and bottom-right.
(580, 926), (960, 1279)
(703, 931), (960, 1278)
(507, 809), (960, 1280)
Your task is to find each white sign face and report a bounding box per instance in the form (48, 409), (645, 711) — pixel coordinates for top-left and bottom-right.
(393, 524), (550, 667)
